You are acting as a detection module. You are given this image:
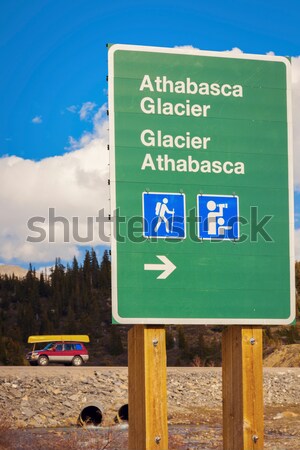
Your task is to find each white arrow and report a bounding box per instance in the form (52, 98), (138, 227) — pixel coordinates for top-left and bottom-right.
(144, 255), (176, 280)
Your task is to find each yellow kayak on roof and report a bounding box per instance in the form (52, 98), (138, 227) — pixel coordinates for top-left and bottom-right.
(28, 335), (90, 344)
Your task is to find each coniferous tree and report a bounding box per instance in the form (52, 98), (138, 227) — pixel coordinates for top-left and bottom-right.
(108, 326), (124, 356)
(39, 272), (50, 298)
(70, 256), (80, 313)
(91, 248), (100, 288)
(50, 258), (67, 316)
(83, 250), (92, 287)
(100, 250), (111, 294)
(166, 328), (175, 350)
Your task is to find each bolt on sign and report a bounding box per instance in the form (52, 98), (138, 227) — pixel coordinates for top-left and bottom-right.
(108, 44), (295, 325)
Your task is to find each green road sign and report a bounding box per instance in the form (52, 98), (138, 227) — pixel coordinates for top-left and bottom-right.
(108, 44), (295, 325)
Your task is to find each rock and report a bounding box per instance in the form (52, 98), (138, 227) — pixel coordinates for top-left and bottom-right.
(62, 401), (72, 408)
(69, 393), (80, 401)
(22, 408), (36, 419)
(282, 411), (299, 418)
(52, 388), (61, 395)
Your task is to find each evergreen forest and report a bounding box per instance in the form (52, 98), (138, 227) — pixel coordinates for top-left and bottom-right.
(0, 250), (299, 366)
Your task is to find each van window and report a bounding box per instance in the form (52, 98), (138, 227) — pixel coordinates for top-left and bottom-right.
(74, 343), (83, 350)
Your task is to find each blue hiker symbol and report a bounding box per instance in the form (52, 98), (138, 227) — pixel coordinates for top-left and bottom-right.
(142, 192), (186, 239)
(154, 198), (175, 234)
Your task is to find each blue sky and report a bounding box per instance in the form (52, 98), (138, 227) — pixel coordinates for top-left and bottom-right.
(0, 0), (299, 268)
(1, 0), (299, 160)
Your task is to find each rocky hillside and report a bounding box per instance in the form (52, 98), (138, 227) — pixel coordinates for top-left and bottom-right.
(0, 265), (28, 278)
(264, 344), (300, 367)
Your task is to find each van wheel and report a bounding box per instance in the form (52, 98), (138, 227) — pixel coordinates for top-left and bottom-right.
(72, 356), (83, 366)
(38, 355), (49, 366)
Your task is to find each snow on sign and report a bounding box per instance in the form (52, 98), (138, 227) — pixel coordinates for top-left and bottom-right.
(108, 44), (294, 325)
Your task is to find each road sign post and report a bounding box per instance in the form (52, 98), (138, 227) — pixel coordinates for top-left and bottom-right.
(222, 326), (264, 450)
(128, 325), (168, 450)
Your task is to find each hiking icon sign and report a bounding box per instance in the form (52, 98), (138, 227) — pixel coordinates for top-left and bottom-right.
(142, 192), (186, 239)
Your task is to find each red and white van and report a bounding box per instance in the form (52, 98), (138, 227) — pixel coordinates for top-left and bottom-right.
(26, 335), (89, 366)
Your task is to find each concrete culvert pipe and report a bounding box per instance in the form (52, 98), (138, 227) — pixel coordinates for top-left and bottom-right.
(114, 404), (129, 423)
(78, 403), (103, 427)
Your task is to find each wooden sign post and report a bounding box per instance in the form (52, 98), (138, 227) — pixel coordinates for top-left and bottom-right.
(128, 325), (168, 450)
(222, 326), (264, 450)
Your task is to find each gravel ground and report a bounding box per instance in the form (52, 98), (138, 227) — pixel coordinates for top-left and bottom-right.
(0, 366), (299, 449)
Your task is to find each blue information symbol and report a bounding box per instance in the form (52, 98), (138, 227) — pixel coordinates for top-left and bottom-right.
(143, 192), (186, 239)
(197, 194), (239, 240)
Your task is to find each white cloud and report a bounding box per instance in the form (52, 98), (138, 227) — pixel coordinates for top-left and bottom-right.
(0, 106), (109, 264)
(79, 101), (97, 121)
(66, 102), (98, 121)
(66, 105), (78, 113)
(175, 45), (244, 56)
(222, 47), (244, 55)
(174, 45), (203, 53)
(32, 116), (42, 124)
